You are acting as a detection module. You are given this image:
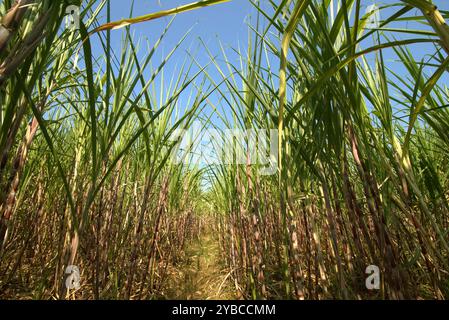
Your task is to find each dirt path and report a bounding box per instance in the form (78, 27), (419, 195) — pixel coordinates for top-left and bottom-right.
(164, 233), (235, 300)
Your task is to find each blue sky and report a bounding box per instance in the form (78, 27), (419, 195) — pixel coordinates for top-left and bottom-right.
(103, 0), (448, 63)
(108, 0), (252, 48)
(83, 0), (449, 182)
(106, 0), (253, 68)
(97, 0), (255, 127)
(90, 0), (449, 127)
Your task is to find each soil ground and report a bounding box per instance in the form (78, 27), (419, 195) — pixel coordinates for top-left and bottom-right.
(164, 233), (236, 300)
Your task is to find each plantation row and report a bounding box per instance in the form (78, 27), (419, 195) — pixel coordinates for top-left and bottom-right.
(1, 0), (449, 299)
(209, 1), (449, 299)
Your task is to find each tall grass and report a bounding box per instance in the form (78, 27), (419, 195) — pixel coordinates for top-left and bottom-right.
(208, 0), (449, 299)
(0, 0), (225, 299)
(0, 0), (448, 300)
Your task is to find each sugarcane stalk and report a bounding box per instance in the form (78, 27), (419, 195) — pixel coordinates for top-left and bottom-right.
(0, 10), (50, 86)
(0, 0), (34, 54)
(402, 0), (449, 55)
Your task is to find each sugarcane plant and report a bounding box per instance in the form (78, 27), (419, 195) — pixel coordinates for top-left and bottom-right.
(0, 0), (449, 300)
(207, 0), (449, 299)
(0, 0), (229, 299)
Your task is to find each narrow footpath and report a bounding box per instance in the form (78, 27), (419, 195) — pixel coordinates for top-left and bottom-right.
(164, 233), (236, 300)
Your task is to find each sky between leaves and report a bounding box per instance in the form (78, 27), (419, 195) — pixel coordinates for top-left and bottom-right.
(91, 0), (449, 127)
